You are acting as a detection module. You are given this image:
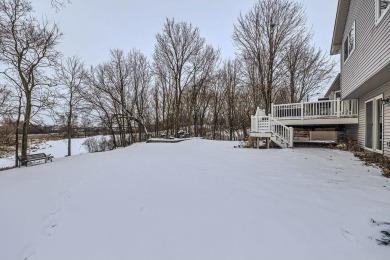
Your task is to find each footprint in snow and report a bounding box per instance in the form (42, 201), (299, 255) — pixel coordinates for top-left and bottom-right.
(19, 243), (36, 260)
(42, 219), (59, 236)
(341, 228), (359, 243)
(41, 208), (61, 222)
(41, 207), (61, 236)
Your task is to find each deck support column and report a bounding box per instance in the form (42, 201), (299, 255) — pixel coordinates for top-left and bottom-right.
(337, 98), (341, 117)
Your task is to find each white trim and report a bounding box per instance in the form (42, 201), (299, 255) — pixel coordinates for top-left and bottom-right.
(375, 0), (390, 26)
(343, 21), (356, 64)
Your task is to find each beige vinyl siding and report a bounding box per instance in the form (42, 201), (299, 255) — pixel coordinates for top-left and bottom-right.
(341, 0), (390, 98)
(357, 81), (390, 157)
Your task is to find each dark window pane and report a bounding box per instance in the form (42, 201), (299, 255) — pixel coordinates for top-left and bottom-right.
(344, 38), (349, 61)
(377, 99), (383, 150)
(366, 101), (373, 149)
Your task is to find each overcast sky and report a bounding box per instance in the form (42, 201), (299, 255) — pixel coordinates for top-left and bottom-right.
(33, 0), (339, 67)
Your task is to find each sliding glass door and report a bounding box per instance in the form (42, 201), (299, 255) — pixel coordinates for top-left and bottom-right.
(365, 95), (383, 153)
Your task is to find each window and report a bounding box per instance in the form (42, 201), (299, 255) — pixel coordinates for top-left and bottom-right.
(343, 21), (355, 62)
(376, 0), (390, 22)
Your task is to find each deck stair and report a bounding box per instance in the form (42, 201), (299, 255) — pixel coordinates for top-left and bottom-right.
(250, 108), (294, 149)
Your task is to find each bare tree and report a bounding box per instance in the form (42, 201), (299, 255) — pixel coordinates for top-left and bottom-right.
(0, 80), (25, 167)
(209, 73), (226, 140)
(84, 49), (149, 148)
(0, 84), (14, 153)
(0, 84), (12, 114)
(128, 49), (151, 142)
(152, 63), (175, 136)
(51, 0), (70, 11)
(235, 85), (253, 139)
(0, 0), (62, 160)
(221, 59), (242, 141)
(233, 0), (305, 114)
(54, 55), (85, 156)
(187, 45), (220, 136)
(154, 18), (206, 137)
(283, 33), (335, 103)
(79, 114), (92, 138)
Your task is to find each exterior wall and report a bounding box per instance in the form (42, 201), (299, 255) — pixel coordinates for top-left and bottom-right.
(341, 0), (390, 98)
(327, 91), (336, 100)
(358, 81), (390, 157)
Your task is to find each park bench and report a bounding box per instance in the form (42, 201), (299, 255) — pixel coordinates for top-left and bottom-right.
(18, 153), (54, 167)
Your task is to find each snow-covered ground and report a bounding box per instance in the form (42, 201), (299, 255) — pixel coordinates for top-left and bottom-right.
(0, 138), (88, 168)
(0, 140), (389, 260)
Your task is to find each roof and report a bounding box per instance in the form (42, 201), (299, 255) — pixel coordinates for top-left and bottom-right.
(325, 74), (341, 97)
(331, 0), (351, 55)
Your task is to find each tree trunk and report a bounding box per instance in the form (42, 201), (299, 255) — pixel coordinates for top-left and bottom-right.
(242, 124), (248, 138)
(14, 96), (22, 167)
(14, 127), (19, 167)
(229, 117), (234, 141)
(138, 122), (142, 142)
(21, 91), (32, 159)
(67, 106), (72, 156)
(212, 116), (218, 140)
(174, 99), (180, 138)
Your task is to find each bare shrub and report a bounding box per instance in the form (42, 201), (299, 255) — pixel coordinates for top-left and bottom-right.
(82, 136), (114, 153)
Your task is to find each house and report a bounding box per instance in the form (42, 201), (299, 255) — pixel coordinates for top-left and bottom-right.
(250, 0), (390, 151)
(331, 0), (390, 155)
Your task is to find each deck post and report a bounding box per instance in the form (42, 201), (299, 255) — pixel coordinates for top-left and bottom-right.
(268, 114), (272, 132)
(337, 98), (341, 117)
(271, 103), (274, 117)
(289, 127), (294, 148)
(356, 100), (359, 117)
(301, 100), (304, 119)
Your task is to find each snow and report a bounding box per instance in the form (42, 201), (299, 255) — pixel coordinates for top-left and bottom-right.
(0, 139), (389, 259)
(0, 138), (88, 169)
(146, 138), (190, 143)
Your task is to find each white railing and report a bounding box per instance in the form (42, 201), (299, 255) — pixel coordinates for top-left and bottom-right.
(272, 98), (358, 119)
(250, 114), (294, 148)
(251, 116), (269, 133)
(251, 115), (264, 133)
(270, 117), (294, 148)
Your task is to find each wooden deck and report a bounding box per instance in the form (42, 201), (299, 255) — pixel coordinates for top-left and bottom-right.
(250, 99), (359, 148)
(271, 98), (359, 125)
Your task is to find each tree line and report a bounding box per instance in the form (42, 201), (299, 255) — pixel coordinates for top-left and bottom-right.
(0, 0), (334, 166)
